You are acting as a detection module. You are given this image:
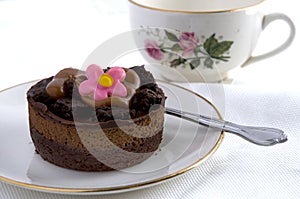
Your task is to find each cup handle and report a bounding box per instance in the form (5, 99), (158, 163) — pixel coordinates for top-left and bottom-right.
(242, 13), (295, 67)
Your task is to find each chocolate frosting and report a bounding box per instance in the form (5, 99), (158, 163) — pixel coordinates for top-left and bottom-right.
(27, 66), (165, 123)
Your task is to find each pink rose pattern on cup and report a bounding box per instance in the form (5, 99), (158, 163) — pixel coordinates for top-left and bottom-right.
(142, 28), (234, 69)
(145, 39), (164, 61)
(178, 32), (200, 56)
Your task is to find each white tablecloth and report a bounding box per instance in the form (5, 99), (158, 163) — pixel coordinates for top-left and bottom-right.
(1, 0), (299, 198)
(1, 83), (300, 198)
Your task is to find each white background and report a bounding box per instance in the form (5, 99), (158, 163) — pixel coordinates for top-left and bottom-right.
(0, 0), (299, 90)
(0, 0), (300, 198)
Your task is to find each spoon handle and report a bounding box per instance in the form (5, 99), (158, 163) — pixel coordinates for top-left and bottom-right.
(165, 107), (288, 146)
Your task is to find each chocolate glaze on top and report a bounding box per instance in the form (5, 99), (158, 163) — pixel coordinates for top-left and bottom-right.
(27, 66), (165, 123)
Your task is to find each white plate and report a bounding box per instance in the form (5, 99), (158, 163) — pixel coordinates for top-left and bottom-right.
(0, 80), (224, 195)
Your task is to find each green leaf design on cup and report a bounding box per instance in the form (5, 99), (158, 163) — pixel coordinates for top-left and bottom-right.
(204, 34), (218, 54)
(190, 59), (201, 69)
(171, 44), (183, 52)
(142, 27), (234, 69)
(204, 57), (214, 69)
(170, 57), (187, 67)
(165, 30), (179, 42)
(204, 34), (233, 61)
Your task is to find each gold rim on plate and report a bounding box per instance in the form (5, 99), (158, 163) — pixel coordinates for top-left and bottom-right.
(0, 80), (225, 194)
(128, 0), (265, 14)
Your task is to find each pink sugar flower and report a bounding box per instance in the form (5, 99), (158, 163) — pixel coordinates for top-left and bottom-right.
(79, 64), (127, 100)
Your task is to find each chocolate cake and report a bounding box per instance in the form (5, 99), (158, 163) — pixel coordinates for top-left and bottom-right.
(27, 65), (166, 171)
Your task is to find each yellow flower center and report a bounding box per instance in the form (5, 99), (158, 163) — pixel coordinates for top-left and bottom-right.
(98, 74), (114, 87)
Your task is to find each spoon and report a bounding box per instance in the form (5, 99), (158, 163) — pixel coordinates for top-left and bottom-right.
(165, 107), (288, 146)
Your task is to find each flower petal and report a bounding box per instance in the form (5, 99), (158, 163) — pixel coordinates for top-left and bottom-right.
(110, 82), (127, 97)
(78, 80), (96, 96)
(94, 88), (108, 100)
(86, 64), (103, 82)
(107, 67), (126, 81)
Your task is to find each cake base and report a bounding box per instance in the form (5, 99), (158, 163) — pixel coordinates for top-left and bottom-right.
(28, 98), (164, 171)
(30, 127), (163, 171)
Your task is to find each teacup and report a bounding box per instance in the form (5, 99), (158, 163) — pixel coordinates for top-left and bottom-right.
(128, 0), (295, 82)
